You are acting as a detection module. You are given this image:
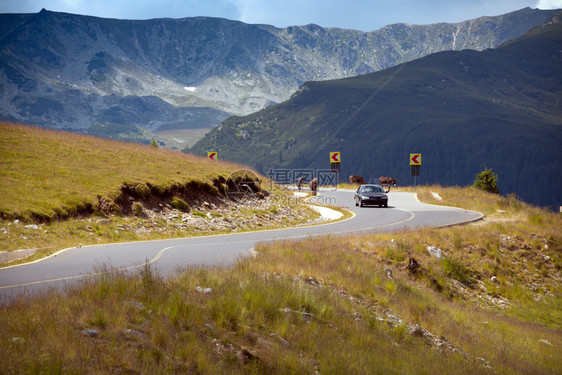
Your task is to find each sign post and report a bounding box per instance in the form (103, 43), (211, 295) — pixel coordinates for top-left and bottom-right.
(330, 151), (341, 173)
(207, 151), (217, 161)
(410, 153), (421, 186)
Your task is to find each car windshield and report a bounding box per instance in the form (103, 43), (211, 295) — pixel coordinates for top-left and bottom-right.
(363, 186), (383, 193)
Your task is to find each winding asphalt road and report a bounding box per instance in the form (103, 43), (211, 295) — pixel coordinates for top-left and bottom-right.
(0, 189), (483, 302)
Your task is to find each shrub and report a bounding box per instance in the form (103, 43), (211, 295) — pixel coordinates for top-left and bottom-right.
(53, 207), (69, 220)
(528, 214), (544, 225)
(133, 202), (144, 217)
(219, 183), (229, 195)
(132, 182), (151, 199)
(170, 197), (191, 212)
(441, 258), (472, 286)
(148, 183), (169, 196)
(205, 184), (220, 196)
(188, 179), (206, 190)
(474, 168), (499, 194)
(108, 190), (123, 204)
(498, 193), (523, 210)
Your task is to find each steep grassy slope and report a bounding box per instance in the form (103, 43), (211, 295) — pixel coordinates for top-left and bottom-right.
(0, 122), (255, 221)
(191, 21), (562, 209)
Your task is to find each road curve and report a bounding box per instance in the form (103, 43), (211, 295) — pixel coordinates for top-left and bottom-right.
(0, 189), (483, 302)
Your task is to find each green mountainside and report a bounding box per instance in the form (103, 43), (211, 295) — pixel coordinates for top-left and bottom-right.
(190, 20), (562, 209)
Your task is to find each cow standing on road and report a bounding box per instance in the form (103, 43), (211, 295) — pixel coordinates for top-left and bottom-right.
(297, 177), (305, 192)
(379, 177), (397, 192)
(349, 175), (366, 185)
(309, 178), (318, 196)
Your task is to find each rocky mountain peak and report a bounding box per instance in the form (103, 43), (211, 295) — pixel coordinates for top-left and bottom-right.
(0, 7), (559, 135)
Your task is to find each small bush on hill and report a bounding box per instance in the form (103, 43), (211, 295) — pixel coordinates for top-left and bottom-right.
(133, 202), (144, 217)
(170, 197), (191, 212)
(441, 258), (472, 286)
(131, 182), (151, 199)
(474, 168), (499, 194)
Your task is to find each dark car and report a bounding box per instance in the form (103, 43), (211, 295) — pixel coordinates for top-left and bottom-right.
(354, 184), (388, 207)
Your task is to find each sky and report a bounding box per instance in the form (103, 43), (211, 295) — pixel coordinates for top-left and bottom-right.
(0, 0), (561, 31)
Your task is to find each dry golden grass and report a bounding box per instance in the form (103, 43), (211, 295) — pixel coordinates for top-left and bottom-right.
(0, 122), (248, 221)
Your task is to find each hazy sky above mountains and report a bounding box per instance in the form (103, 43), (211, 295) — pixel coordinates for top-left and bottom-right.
(1, 0), (561, 31)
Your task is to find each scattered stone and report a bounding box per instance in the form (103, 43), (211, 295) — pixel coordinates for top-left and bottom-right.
(270, 333), (290, 347)
(11, 337), (26, 345)
(279, 308), (315, 320)
(124, 329), (145, 338)
(491, 276), (499, 283)
(384, 267), (393, 279)
(305, 277), (320, 286)
(257, 337), (273, 349)
(24, 225), (39, 230)
(538, 339), (552, 346)
(407, 323), (425, 337)
(195, 286), (212, 294)
(427, 246), (443, 259)
(81, 329), (99, 337)
(127, 301), (146, 311)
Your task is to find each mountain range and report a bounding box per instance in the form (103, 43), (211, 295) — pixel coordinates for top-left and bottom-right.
(0, 7), (559, 142)
(191, 17), (562, 210)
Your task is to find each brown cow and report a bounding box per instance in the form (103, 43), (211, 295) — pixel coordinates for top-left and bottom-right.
(297, 177), (305, 192)
(349, 175), (366, 185)
(309, 178), (318, 196)
(379, 177), (397, 192)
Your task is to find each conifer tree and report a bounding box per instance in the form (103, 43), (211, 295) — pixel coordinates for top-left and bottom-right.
(474, 167), (499, 194)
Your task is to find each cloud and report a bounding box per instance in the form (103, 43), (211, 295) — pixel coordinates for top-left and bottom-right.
(536, 0), (562, 9)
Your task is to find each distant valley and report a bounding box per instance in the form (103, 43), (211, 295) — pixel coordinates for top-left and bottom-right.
(0, 7), (558, 147)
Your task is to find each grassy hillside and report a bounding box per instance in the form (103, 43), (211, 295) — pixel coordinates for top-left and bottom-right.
(190, 21), (562, 210)
(0, 122), (252, 221)
(1, 186), (560, 374)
